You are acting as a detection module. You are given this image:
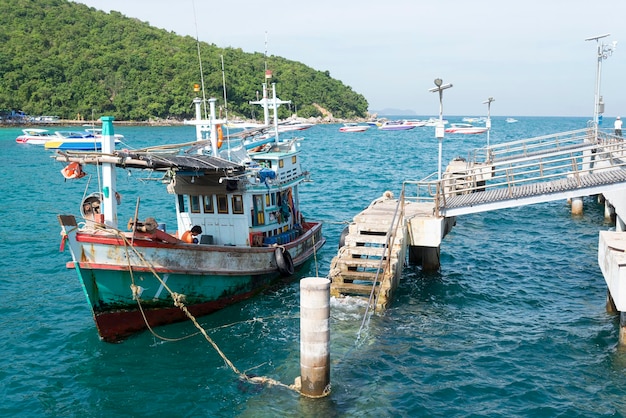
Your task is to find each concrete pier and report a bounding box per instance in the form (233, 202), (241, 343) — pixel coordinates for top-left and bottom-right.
(329, 193), (454, 310)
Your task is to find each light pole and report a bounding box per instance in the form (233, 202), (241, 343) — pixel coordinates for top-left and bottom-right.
(585, 33), (616, 139)
(483, 97), (494, 148)
(429, 78), (453, 180)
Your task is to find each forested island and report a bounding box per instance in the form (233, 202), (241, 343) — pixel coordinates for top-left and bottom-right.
(0, 0), (369, 122)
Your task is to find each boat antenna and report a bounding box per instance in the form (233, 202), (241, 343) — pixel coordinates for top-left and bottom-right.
(220, 54), (229, 122)
(192, 0), (208, 119)
(264, 31), (269, 76)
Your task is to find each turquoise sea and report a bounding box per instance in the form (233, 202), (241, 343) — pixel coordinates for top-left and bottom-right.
(2, 117), (626, 417)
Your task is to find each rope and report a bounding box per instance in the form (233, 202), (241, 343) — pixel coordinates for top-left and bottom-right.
(111, 228), (303, 394)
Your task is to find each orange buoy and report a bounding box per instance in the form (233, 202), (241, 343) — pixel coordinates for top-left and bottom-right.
(61, 162), (86, 179)
(216, 124), (224, 148)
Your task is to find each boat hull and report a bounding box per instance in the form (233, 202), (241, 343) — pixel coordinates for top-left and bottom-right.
(59, 215), (325, 342)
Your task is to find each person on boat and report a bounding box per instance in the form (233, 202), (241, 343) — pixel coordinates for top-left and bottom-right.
(615, 116), (622, 137)
(181, 225), (202, 244)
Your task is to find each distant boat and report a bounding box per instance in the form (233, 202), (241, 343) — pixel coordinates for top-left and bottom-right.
(277, 120), (314, 132)
(506, 118), (519, 123)
(15, 128), (57, 145)
(444, 123), (488, 134)
(339, 123), (369, 132)
(402, 119), (427, 127)
(462, 117), (486, 124)
(366, 119), (385, 127)
(423, 117), (449, 127)
(379, 121), (415, 131)
(44, 130), (122, 150)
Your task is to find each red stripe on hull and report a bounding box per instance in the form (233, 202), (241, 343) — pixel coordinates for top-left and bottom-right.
(94, 290), (256, 343)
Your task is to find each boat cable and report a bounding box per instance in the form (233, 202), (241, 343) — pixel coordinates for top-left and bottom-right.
(191, 0), (208, 120)
(112, 229), (308, 395)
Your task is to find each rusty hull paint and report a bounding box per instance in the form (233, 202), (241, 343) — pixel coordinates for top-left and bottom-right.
(94, 281), (266, 342)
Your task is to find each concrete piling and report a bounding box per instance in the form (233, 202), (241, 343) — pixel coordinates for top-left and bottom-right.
(299, 277), (330, 398)
(571, 196), (583, 215)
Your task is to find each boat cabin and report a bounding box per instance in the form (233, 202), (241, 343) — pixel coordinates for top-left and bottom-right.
(169, 144), (303, 247)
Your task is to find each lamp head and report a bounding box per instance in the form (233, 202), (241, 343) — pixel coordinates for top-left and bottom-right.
(434, 78), (443, 87)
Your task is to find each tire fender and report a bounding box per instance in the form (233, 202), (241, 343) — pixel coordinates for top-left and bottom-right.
(275, 246), (294, 277)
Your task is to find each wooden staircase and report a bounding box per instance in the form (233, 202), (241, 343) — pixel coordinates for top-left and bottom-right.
(329, 195), (406, 310)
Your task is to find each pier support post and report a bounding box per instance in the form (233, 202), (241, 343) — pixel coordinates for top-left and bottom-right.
(408, 246), (440, 271)
(607, 290), (618, 314)
(298, 277), (330, 398)
(605, 200), (616, 223)
(571, 197), (584, 216)
(620, 312), (626, 347)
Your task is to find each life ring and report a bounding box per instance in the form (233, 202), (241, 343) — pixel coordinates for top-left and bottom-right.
(275, 246), (294, 277)
(216, 124), (224, 148)
(61, 162), (86, 179)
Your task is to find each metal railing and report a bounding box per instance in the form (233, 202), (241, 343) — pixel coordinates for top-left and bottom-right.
(403, 128), (626, 217)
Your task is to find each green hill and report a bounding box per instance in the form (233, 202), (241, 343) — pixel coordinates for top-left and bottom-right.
(0, 0), (369, 121)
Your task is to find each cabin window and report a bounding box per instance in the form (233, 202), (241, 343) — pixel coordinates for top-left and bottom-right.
(270, 193), (276, 206)
(190, 195), (200, 213)
(178, 195), (186, 212)
(253, 194), (265, 225)
(279, 159), (284, 168)
(232, 195), (244, 214)
(292, 156), (297, 164)
(217, 194), (228, 214)
(203, 195), (214, 213)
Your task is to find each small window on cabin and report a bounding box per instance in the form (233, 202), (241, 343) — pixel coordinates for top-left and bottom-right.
(271, 192), (276, 206)
(217, 194), (228, 214)
(292, 156), (297, 164)
(232, 195), (244, 214)
(178, 195), (186, 212)
(203, 195), (214, 213)
(279, 159), (284, 168)
(190, 195), (201, 213)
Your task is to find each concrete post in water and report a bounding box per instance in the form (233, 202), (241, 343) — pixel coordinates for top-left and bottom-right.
(604, 200), (615, 223)
(299, 277), (330, 398)
(408, 246), (440, 271)
(101, 116), (117, 228)
(620, 312), (626, 347)
(571, 196), (583, 216)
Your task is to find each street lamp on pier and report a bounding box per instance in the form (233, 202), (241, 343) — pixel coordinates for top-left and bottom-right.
(585, 33), (616, 139)
(483, 97), (494, 148)
(429, 78), (453, 180)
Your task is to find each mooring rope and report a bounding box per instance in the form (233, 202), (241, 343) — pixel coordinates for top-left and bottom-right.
(110, 229), (302, 394)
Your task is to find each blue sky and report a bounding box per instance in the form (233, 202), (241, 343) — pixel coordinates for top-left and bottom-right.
(73, 0), (625, 118)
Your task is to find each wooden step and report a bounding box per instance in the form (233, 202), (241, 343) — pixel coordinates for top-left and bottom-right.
(344, 234), (392, 246)
(341, 246), (390, 258)
(330, 282), (379, 297)
(333, 257), (396, 270)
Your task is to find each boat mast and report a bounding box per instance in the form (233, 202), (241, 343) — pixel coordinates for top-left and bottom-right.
(192, 95), (221, 156)
(100, 116), (118, 228)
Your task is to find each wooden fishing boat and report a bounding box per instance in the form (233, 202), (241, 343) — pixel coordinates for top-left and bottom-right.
(55, 83), (325, 342)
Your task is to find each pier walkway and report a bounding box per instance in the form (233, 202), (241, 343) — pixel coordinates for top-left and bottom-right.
(330, 127), (626, 310)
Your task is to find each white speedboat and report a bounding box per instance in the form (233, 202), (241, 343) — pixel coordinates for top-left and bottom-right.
(15, 128), (57, 145)
(379, 120), (415, 131)
(339, 123), (369, 132)
(444, 123), (488, 134)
